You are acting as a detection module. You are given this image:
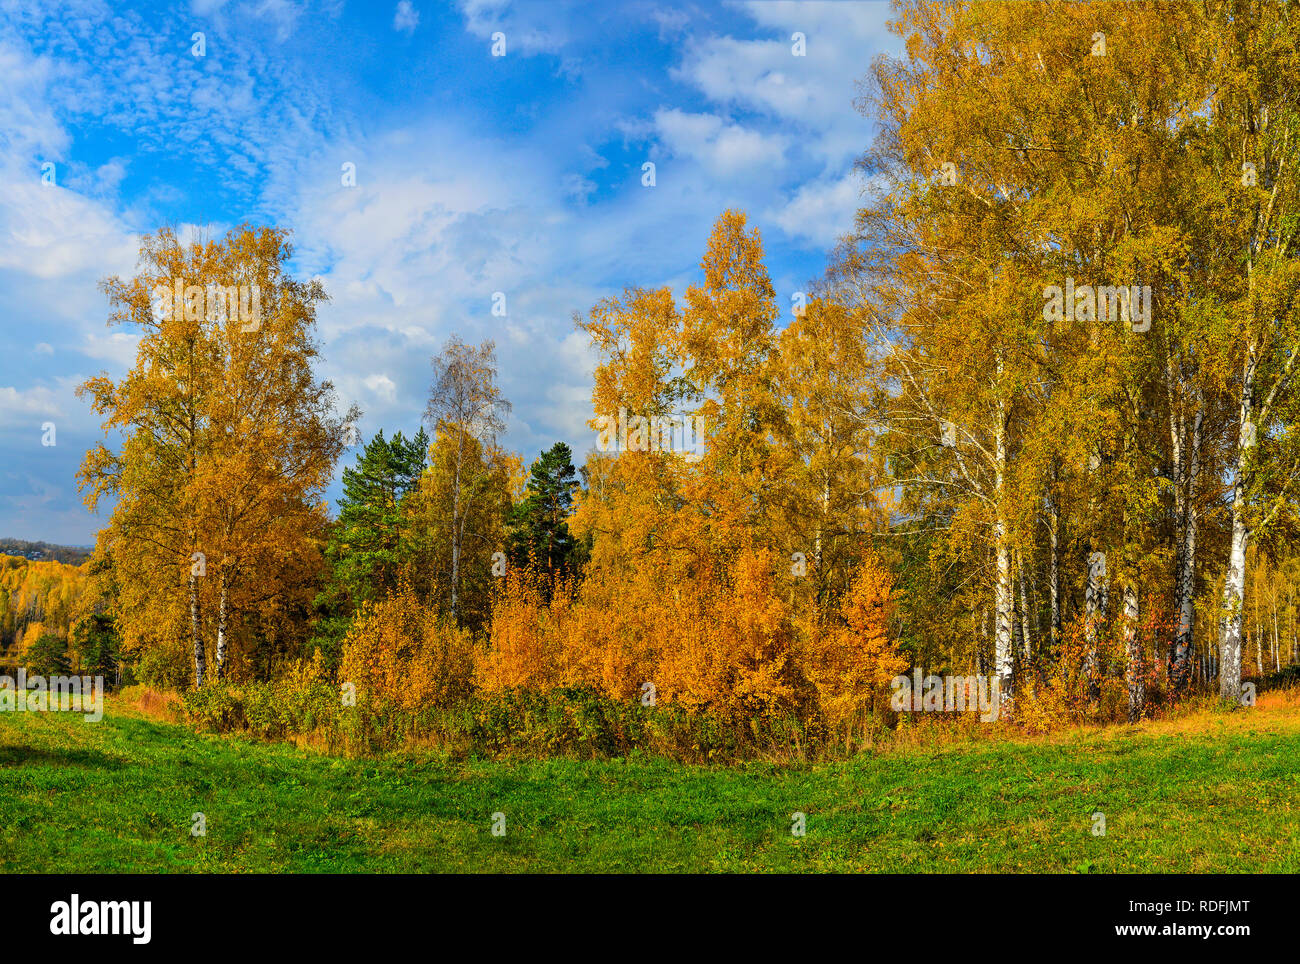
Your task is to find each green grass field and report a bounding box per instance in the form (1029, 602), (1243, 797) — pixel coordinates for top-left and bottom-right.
(1, 695), (1297, 872)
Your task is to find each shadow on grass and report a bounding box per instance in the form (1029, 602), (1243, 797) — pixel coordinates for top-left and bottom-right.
(0, 744), (127, 769)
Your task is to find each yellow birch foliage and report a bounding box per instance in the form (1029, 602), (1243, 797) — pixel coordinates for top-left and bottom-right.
(338, 586), (474, 712)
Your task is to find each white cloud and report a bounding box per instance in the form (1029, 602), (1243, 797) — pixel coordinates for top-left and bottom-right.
(458, 0), (567, 55)
(769, 171), (865, 247)
(284, 121), (614, 458)
(245, 0), (307, 42)
(671, 0), (897, 168)
(76, 332), (143, 369)
(561, 172), (597, 204)
(650, 6), (691, 40)
(364, 373), (398, 403)
(0, 385), (65, 419)
(62, 157), (130, 198)
(653, 108), (788, 179)
(0, 44), (69, 158)
(0, 180), (136, 281)
(393, 1), (420, 34)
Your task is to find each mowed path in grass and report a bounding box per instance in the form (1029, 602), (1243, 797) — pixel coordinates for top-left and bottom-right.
(1, 695), (1297, 872)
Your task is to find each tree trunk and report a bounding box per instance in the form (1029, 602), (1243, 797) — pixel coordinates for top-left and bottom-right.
(450, 429), (464, 622)
(215, 571), (228, 682)
(814, 474), (830, 613)
(1048, 494), (1061, 651)
(995, 532), (1014, 711)
(993, 400), (1014, 712)
(1291, 589), (1297, 665)
(1272, 604), (1279, 673)
(190, 569), (205, 689)
(1018, 558), (1032, 661)
(1084, 545), (1107, 701)
(1169, 405), (1202, 694)
(1218, 357), (1256, 702)
(1219, 513), (1249, 701)
(1122, 581), (1143, 722)
(978, 607), (990, 678)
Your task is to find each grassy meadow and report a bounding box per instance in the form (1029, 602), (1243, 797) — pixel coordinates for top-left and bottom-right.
(1, 690), (1297, 873)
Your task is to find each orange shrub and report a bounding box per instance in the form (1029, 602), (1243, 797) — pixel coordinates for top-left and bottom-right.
(804, 554), (907, 739)
(477, 569), (567, 692)
(656, 548), (797, 718)
(479, 548), (800, 721)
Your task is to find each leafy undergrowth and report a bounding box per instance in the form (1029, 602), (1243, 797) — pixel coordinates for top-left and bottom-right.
(0, 694), (1296, 873)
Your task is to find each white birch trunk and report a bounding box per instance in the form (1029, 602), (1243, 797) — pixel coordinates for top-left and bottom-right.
(450, 430), (464, 622)
(1122, 581), (1142, 722)
(1048, 501), (1061, 651)
(1218, 358), (1256, 702)
(1170, 405), (1202, 693)
(190, 569), (205, 689)
(1084, 547), (1107, 701)
(215, 571), (228, 681)
(993, 399), (1014, 711)
(1018, 561), (1032, 661)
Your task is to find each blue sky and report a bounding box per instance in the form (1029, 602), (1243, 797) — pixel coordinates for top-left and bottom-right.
(0, 0), (902, 545)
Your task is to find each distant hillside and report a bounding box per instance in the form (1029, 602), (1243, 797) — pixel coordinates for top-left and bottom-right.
(0, 539), (91, 566)
(0, 550), (91, 654)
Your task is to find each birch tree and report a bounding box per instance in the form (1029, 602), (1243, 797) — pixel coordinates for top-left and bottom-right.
(79, 226), (353, 687)
(424, 336), (511, 624)
(1197, 7), (1300, 701)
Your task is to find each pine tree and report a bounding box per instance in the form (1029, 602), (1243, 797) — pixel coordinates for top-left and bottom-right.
(72, 614), (119, 683)
(24, 632), (70, 677)
(314, 427), (428, 662)
(508, 442), (582, 576)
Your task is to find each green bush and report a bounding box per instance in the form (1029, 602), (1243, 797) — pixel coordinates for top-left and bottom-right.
(184, 684), (246, 732)
(135, 635), (192, 691)
(180, 676), (826, 762)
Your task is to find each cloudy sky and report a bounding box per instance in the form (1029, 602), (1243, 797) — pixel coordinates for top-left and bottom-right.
(0, 0), (902, 545)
